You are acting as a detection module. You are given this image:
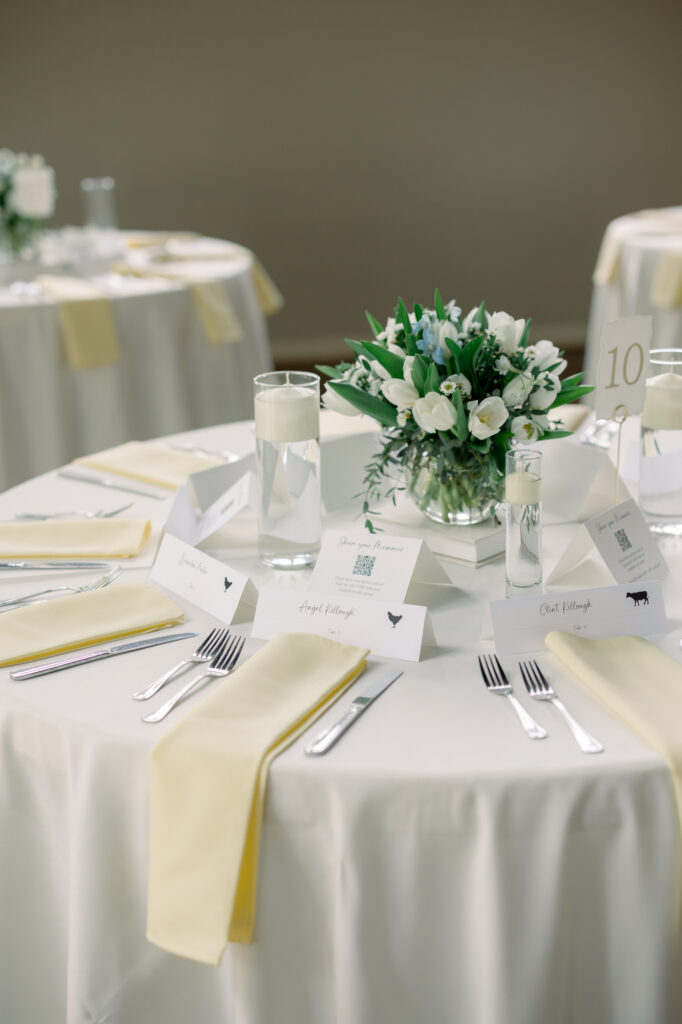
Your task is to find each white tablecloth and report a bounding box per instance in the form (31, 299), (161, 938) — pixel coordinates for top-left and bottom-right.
(0, 233), (274, 493)
(0, 418), (680, 1024)
(585, 208), (682, 396)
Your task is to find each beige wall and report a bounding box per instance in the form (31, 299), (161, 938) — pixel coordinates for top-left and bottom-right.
(2, 0), (681, 367)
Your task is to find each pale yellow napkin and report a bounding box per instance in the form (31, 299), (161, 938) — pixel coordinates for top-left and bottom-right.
(37, 274), (121, 369)
(147, 632), (369, 962)
(650, 249), (682, 309)
(546, 631), (682, 830)
(75, 441), (224, 490)
(249, 256), (284, 316)
(0, 519), (151, 558)
(0, 579), (184, 666)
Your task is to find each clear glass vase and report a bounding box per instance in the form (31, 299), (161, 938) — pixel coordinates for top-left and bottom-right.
(405, 447), (503, 526)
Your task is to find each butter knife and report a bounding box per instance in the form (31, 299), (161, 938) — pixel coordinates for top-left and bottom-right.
(10, 631), (198, 680)
(305, 668), (403, 756)
(0, 560), (110, 570)
(58, 469), (166, 500)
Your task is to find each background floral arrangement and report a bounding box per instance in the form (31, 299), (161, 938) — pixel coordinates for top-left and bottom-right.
(0, 148), (56, 256)
(319, 292), (592, 530)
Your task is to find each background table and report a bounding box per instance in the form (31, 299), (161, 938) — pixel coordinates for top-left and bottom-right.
(0, 233), (275, 493)
(584, 207), (682, 395)
(0, 417), (680, 1024)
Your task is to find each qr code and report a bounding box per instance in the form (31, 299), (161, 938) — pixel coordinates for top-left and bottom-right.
(352, 554), (376, 577)
(614, 528), (632, 552)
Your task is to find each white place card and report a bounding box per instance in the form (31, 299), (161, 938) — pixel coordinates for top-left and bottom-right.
(309, 528), (452, 603)
(151, 534), (257, 623)
(490, 581), (666, 654)
(189, 454), (255, 511)
(165, 471), (255, 545)
(320, 431), (381, 513)
(542, 439), (632, 525)
(252, 586), (433, 661)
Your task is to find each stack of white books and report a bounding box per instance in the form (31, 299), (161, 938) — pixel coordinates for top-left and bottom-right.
(379, 496), (505, 567)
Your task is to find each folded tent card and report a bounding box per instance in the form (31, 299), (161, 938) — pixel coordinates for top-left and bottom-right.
(151, 534), (257, 625)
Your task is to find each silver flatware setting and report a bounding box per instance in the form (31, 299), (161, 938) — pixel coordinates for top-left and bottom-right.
(132, 626), (230, 700)
(13, 503), (134, 521)
(478, 654), (548, 740)
(166, 443), (240, 463)
(142, 632), (246, 723)
(305, 668), (403, 756)
(57, 469), (166, 500)
(10, 631), (198, 680)
(0, 566), (123, 611)
(519, 660), (604, 754)
(0, 560), (110, 570)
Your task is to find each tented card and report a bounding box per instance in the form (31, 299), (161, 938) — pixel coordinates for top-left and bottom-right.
(165, 471), (255, 545)
(151, 534), (257, 623)
(584, 499), (667, 582)
(309, 528), (451, 603)
(594, 316), (651, 421)
(490, 581), (666, 654)
(252, 586), (433, 661)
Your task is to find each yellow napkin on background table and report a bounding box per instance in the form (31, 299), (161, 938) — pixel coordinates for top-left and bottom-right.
(0, 579), (184, 666)
(37, 274), (121, 369)
(651, 249), (682, 309)
(546, 631), (682, 831)
(75, 441), (224, 490)
(147, 632), (369, 962)
(0, 519), (151, 558)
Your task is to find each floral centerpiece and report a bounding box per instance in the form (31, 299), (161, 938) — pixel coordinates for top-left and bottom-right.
(0, 148), (56, 258)
(318, 293), (592, 530)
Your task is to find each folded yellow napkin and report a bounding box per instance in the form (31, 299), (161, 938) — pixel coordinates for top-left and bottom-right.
(0, 519), (151, 558)
(37, 274), (121, 369)
(76, 441), (224, 490)
(0, 579), (184, 666)
(147, 632), (369, 962)
(546, 631), (682, 831)
(651, 249), (682, 309)
(249, 256), (284, 316)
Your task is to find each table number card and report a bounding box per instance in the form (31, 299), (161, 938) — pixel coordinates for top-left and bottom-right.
(309, 528), (452, 603)
(165, 471), (255, 546)
(490, 581), (666, 654)
(252, 586), (434, 661)
(151, 534), (257, 623)
(594, 316), (652, 421)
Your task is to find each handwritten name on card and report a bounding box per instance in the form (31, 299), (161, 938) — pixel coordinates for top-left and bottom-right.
(151, 534), (257, 623)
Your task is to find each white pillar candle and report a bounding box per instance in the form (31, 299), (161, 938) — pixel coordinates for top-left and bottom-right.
(254, 385), (320, 443)
(640, 371), (682, 430)
(505, 470), (541, 505)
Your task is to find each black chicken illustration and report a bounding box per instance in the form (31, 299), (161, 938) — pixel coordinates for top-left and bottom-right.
(224, 577), (233, 591)
(387, 611), (403, 629)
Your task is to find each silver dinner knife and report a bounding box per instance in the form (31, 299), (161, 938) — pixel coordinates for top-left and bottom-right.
(9, 631), (198, 680)
(0, 560), (110, 570)
(58, 469), (166, 500)
(305, 668), (403, 756)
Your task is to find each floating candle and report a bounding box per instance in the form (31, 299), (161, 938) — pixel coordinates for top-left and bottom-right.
(640, 371), (682, 431)
(254, 384), (320, 443)
(505, 470), (541, 505)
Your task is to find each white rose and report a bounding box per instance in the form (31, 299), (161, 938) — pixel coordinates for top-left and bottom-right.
(502, 373), (533, 409)
(468, 396), (508, 439)
(10, 165), (56, 219)
(527, 339), (567, 376)
(412, 392), (457, 433)
(511, 415), (539, 443)
(322, 382), (362, 416)
(381, 377), (419, 409)
(488, 311), (526, 356)
(529, 372), (561, 410)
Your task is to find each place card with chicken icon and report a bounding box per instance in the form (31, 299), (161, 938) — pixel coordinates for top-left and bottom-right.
(309, 528), (453, 603)
(151, 533), (257, 624)
(252, 586), (435, 661)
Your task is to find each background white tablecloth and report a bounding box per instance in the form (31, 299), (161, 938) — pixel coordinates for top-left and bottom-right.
(0, 418), (680, 1024)
(0, 234), (274, 493)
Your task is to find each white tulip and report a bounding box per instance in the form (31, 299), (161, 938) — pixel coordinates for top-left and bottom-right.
(511, 415), (539, 443)
(381, 377), (419, 409)
(370, 360), (391, 380)
(529, 372), (561, 410)
(403, 355), (416, 384)
(322, 382), (362, 416)
(502, 374), (533, 409)
(526, 339), (567, 375)
(488, 311), (526, 355)
(377, 317), (401, 345)
(468, 396), (508, 439)
(412, 392), (457, 433)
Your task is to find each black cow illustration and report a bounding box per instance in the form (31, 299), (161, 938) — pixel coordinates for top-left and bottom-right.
(387, 611), (403, 629)
(626, 590), (649, 606)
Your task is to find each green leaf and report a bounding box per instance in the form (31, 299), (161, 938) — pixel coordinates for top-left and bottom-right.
(411, 354), (428, 395)
(414, 302), (423, 321)
(315, 364), (342, 379)
(539, 428), (573, 440)
(365, 311), (383, 338)
(396, 297), (412, 335)
(473, 300), (487, 326)
(425, 362), (441, 393)
(434, 289), (446, 320)
(519, 319), (532, 348)
(551, 387), (593, 408)
(445, 338), (462, 372)
(328, 382), (398, 427)
(451, 388), (468, 441)
(404, 331), (419, 356)
(344, 338), (373, 361)
(559, 372), (586, 389)
(361, 340), (405, 378)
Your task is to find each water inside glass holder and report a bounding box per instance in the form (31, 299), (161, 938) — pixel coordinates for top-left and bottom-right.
(505, 448), (542, 596)
(80, 176), (117, 229)
(639, 348), (682, 535)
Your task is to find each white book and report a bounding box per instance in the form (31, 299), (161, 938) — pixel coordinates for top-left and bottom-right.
(377, 496), (505, 566)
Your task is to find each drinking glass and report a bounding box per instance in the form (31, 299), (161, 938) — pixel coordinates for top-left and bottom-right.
(254, 370), (321, 568)
(639, 348), (682, 534)
(505, 448), (542, 596)
(80, 177), (118, 228)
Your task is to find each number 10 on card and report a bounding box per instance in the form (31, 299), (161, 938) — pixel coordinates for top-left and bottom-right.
(594, 316), (652, 421)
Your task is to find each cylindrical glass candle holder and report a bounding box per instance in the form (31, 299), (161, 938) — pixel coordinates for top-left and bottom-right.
(505, 448), (542, 596)
(80, 176), (118, 228)
(254, 370), (321, 569)
(639, 348), (682, 533)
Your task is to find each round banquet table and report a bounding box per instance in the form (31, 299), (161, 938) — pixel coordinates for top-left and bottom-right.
(584, 207), (682, 397)
(0, 231), (275, 494)
(0, 416), (680, 1024)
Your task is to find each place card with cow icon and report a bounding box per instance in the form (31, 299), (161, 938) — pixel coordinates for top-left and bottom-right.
(151, 534), (257, 624)
(252, 586), (435, 661)
(490, 581), (667, 655)
(308, 528), (453, 604)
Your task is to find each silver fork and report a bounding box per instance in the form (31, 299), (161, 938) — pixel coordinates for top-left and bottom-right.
(142, 633), (246, 723)
(478, 654), (548, 740)
(132, 626), (230, 700)
(14, 503), (134, 521)
(519, 660), (604, 754)
(0, 566), (123, 611)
